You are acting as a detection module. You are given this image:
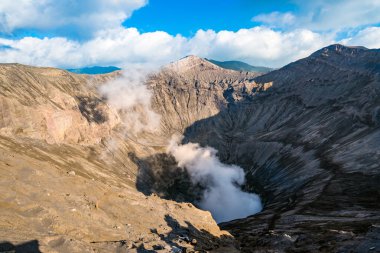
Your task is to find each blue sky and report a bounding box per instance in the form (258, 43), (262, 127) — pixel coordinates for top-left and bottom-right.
(0, 0), (379, 68)
(124, 0), (297, 36)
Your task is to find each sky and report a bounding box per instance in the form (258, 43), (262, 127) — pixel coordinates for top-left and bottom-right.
(0, 0), (379, 68)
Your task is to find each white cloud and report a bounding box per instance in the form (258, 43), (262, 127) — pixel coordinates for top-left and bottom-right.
(253, 0), (380, 32)
(0, 37), (82, 67)
(340, 27), (380, 49)
(85, 28), (187, 66)
(0, 0), (147, 38)
(188, 27), (333, 67)
(1, 25), (379, 69)
(0, 28), (186, 68)
(0, 26), (334, 68)
(297, 0), (380, 31)
(252, 12), (296, 27)
(0, 0), (379, 69)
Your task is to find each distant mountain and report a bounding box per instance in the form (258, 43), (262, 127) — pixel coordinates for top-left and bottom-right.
(66, 66), (121, 74)
(206, 59), (272, 73)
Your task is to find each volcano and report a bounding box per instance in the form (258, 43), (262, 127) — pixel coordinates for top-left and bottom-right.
(0, 44), (379, 252)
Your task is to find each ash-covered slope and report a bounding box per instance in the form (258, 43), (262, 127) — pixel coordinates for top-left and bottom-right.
(184, 44), (380, 252)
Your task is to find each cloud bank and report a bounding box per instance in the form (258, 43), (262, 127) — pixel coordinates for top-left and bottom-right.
(252, 12), (296, 28)
(340, 27), (380, 49)
(168, 136), (262, 223)
(0, 0), (147, 39)
(0, 27), (332, 68)
(1, 25), (379, 69)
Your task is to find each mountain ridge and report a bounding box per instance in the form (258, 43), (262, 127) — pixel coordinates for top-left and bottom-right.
(206, 58), (272, 73)
(67, 66), (121, 74)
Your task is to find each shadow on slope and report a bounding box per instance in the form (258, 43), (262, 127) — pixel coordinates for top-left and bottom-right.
(0, 240), (41, 253)
(151, 215), (237, 252)
(130, 152), (205, 203)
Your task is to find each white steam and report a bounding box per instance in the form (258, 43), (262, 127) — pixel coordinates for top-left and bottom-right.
(168, 135), (262, 223)
(99, 67), (161, 135)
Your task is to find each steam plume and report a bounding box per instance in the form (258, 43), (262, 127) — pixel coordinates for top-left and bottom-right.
(168, 135), (262, 223)
(99, 67), (161, 135)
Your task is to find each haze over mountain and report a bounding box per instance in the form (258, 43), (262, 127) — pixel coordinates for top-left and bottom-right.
(0, 44), (379, 252)
(66, 66), (121, 75)
(206, 59), (272, 73)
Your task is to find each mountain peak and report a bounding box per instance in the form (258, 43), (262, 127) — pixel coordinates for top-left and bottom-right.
(166, 55), (221, 73)
(311, 44), (369, 58)
(326, 44), (368, 50)
(181, 55), (204, 61)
